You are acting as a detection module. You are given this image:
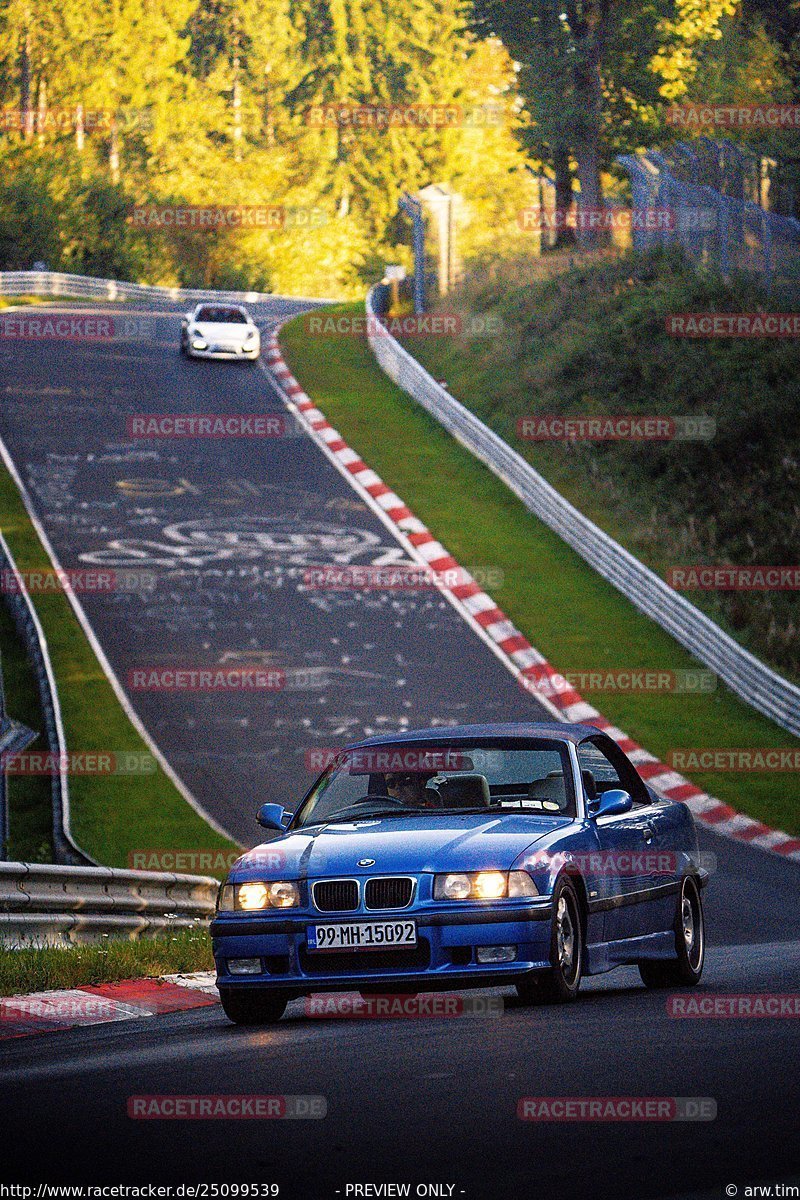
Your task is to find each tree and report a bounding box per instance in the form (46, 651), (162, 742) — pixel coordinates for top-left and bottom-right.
(470, 0), (749, 233)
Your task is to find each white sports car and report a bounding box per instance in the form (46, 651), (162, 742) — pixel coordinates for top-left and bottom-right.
(180, 303), (261, 362)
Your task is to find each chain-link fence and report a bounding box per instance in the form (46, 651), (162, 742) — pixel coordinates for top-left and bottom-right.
(617, 140), (800, 298)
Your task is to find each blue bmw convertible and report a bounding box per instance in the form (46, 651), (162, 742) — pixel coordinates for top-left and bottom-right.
(211, 723), (708, 1023)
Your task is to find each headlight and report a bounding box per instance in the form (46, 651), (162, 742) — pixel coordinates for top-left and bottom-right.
(243, 328), (258, 343)
(191, 335), (208, 349)
(433, 870), (538, 901)
(217, 880), (300, 911)
(238, 882), (270, 910)
(266, 880), (299, 908)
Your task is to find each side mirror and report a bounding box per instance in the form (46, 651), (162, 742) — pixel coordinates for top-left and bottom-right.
(590, 789), (633, 818)
(257, 802), (287, 832)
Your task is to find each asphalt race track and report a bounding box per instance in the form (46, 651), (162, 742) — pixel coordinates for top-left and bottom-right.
(1, 890), (799, 1197)
(0, 301), (552, 842)
(1, 303), (799, 1197)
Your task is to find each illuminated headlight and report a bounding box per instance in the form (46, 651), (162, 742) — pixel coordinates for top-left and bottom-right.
(238, 882), (270, 910)
(433, 870), (538, 901)
(191, 335), (208, 349)
(217, 881), (300, 911)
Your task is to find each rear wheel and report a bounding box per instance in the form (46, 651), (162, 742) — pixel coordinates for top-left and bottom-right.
(516, 877), (584, 1005)
(219, 987), (288, 1025)
(639, 875), (705, 988)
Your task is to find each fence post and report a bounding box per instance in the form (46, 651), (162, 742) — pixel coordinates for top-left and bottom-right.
(399, 193), (425, 314)
(762, 205), (773, 294)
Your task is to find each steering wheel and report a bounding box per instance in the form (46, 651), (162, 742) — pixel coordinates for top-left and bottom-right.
(351, 794), (413, 809)
(323, 795), (412, 821)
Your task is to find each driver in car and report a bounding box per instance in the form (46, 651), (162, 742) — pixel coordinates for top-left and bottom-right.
(384, 772), (439, 808)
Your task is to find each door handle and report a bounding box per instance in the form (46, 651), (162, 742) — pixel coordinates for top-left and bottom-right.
(643, 823), (655, 844)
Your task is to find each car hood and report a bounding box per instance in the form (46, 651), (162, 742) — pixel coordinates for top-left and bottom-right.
(191, 321), (256, 340)
(230, 812), (573, 881)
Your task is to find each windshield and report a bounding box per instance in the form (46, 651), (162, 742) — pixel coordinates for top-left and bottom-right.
(293, 740), (576, 827)
(195, 306), (248, 323)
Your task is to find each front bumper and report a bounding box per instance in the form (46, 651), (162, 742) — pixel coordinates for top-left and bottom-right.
(211, 901), (554, 993)
(188, 345), (260, 360)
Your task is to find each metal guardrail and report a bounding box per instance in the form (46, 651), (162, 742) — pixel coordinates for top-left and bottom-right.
(0, 861), (218, 946)
(0, 270), (329, 306)
(365, 289), (800, 738)
(0, 532), (94, 866)
(0, 662), (37, 863)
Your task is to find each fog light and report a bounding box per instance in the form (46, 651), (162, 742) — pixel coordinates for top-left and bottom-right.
(476, 945), (516, 964)
(228, 958), (262, 975)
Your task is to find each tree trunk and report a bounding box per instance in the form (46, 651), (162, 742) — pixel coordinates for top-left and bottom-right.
(565, 0), (607, 247)
(232, 70), (242, 161)
(263, 66), (275, 147)
(109, 119), (120, 182)
(553, 143), (575, 248)
(36, 75), (46, 143)
(232, 28), (242, 162)
(20, 29), (33, 139)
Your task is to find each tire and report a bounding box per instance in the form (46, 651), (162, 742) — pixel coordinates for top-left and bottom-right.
(219, 987), (288, 1025)
(516, 876), (584, 1005)
(639, 875), (705, 989)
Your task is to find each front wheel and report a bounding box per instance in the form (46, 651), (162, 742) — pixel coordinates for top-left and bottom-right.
(516, 877), (584, 1005)
(639, 875), (705, 989)
(219, 987), (288, 1025)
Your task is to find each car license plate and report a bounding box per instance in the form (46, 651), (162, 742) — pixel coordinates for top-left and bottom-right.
(307, 920), (417, 953)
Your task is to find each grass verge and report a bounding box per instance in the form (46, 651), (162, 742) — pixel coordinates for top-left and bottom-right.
(280, 303), (800, 835)
(0, 296), (50, 310)
(0, 927), (213, 997)
(0, 462), (239, 869)
(400, 250), (800, 682)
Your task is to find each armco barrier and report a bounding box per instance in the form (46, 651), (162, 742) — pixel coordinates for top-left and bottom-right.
(0, 270), (330, 306)
(364, 289), (800, 738)
(0, 531), (94, 866)
(0, 861), (218, 946)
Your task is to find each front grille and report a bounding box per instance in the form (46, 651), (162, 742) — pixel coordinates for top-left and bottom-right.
(365, 877), (414, 910)
(299, 939), (431, 976)
(313, 879), (359, 912)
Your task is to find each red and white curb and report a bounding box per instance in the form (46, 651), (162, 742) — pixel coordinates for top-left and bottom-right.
(266, 332), (800, 864)
(0, 972), (218, 1040)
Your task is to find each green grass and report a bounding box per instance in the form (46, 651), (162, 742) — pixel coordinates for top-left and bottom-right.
(0, 296), (50, 309)
(0, 463), (239, 868)
(280, 302), (800, 835)
(0, 927), (213, 997)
